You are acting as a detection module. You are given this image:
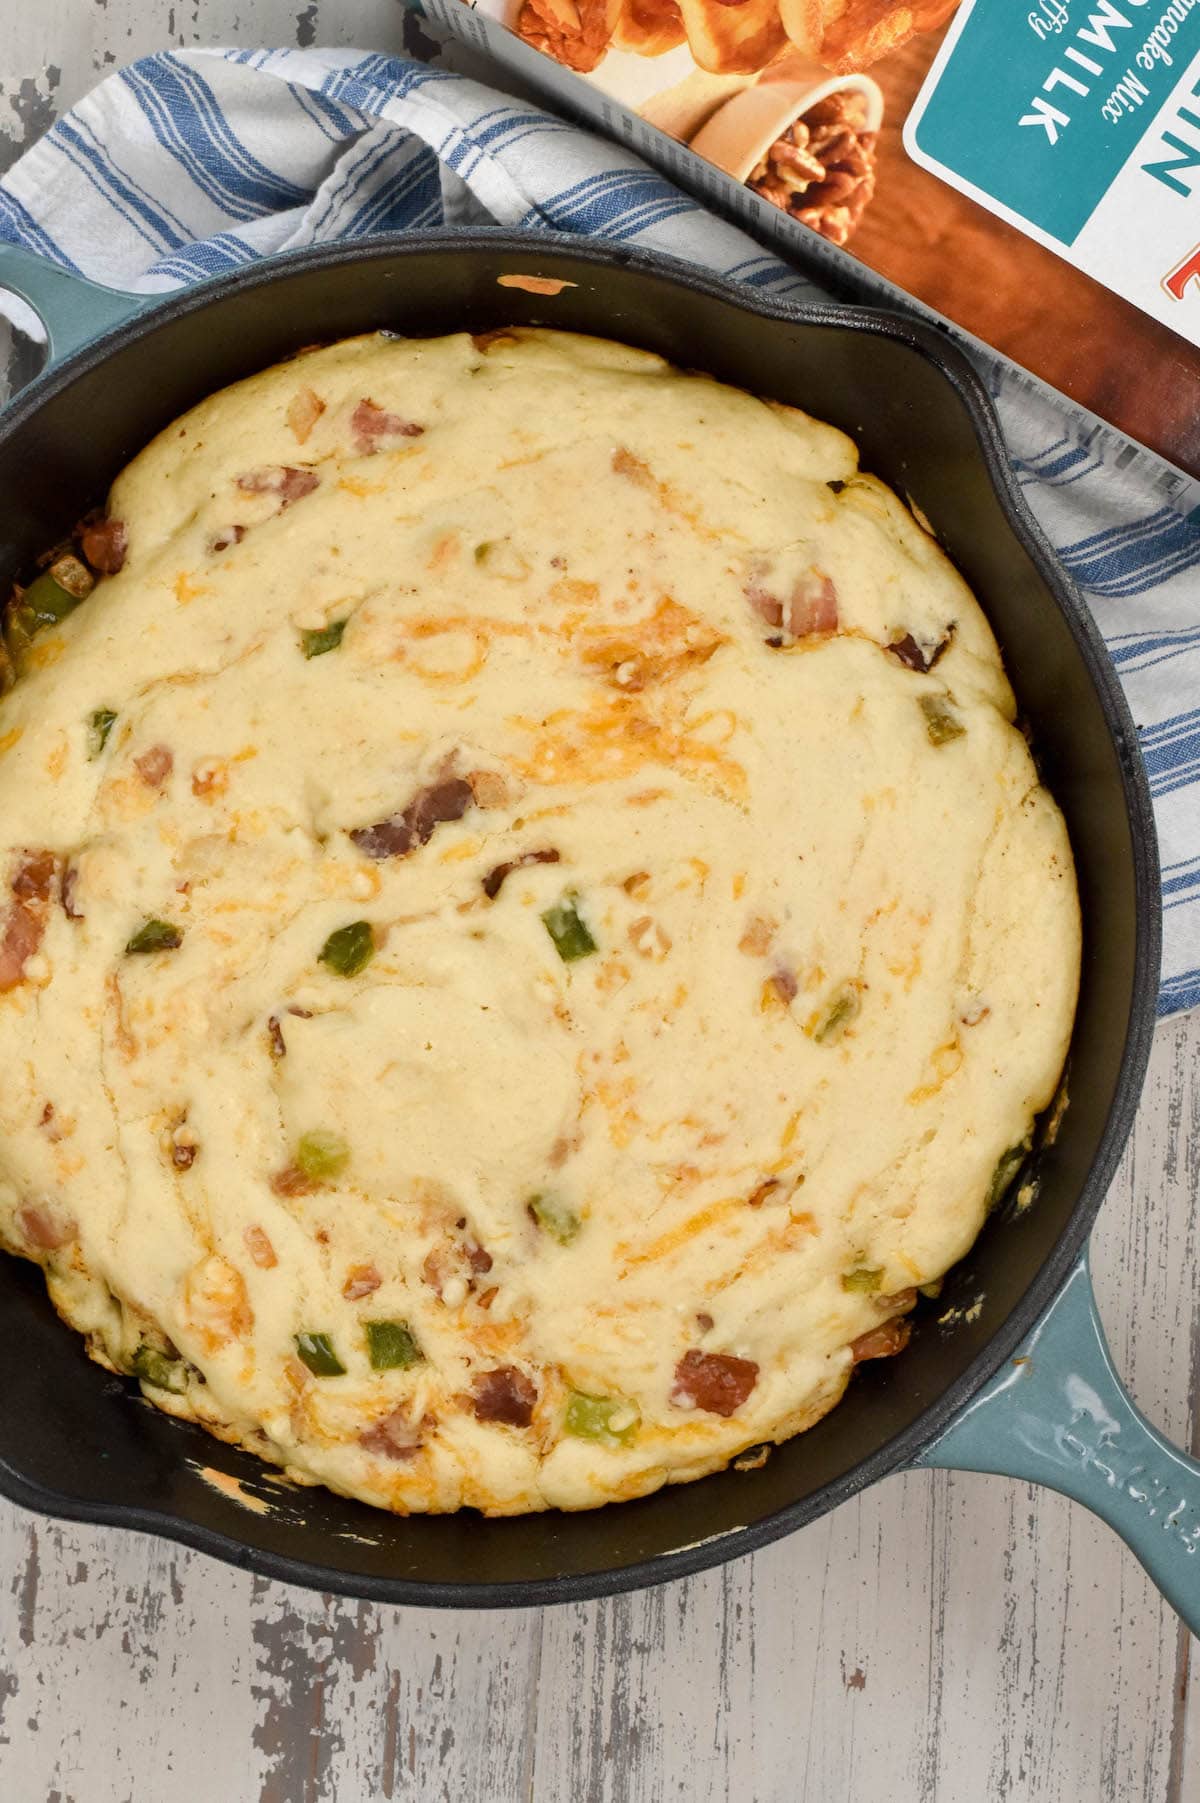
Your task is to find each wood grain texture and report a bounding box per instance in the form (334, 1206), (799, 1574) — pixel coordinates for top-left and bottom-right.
(1, 6), (1199, 1797)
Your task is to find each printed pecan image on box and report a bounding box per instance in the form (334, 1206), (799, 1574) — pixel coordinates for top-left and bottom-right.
(485, 0), (958, 245)
(691, 67), (882, 245)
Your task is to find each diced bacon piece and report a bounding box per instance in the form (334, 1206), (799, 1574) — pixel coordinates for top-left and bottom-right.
(746, 567), (839, 644)
(360, 1408), (423, 1460)
(18, 1202), (77, 1250)
(769, 967), (798, 1005)
(244, 1225), (278, 1269)
(482, 848), (560, 900)
(0, 850), (58, 992)
(134, 744), (174, 788)
(746, 583), (784, 631)
(886, 633), (928, 672)
(61, 865), (82, 920)
(422, 1248), (449, 1297)
(79, 516), (127, 575)
(471, 1365), (537, 1427)
(885, 629), (952, 673)
(270, 1163), (314, 1198)
(786, 572), (838, 639)
(350, 777), (475, 861)
(343, 1263), (382, 1301)
(351, 398), (424, 455)
(235, 466), (320, 508)
(671, 1348), (758, 1417)
(849, 1317), (913, 1364)
(11, 850), (57, 904)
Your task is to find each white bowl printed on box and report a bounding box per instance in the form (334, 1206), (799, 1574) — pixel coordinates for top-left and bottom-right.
(689, 59), (884, 184)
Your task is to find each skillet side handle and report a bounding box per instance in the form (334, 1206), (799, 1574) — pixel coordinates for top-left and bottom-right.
(915, 1253), (1200, 1636)
(0, 243), (153, 369)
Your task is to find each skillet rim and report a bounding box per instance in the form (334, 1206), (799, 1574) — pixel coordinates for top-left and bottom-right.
(0, 229), (1162, 1607)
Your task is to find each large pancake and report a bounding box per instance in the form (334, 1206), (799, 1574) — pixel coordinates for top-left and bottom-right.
(0, 328), (1078, 1514)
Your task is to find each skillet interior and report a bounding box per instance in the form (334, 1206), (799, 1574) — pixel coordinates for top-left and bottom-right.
(0, 233), (1159, 1605)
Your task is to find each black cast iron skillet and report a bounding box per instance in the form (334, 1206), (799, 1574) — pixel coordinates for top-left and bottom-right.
(0, 231), (1193, 1623)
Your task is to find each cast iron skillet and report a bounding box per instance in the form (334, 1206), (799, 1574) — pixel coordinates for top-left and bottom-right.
(0, 231), (1194, 1624)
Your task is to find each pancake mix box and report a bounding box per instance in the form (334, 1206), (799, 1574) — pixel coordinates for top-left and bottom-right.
(406, 0), (1200, 490)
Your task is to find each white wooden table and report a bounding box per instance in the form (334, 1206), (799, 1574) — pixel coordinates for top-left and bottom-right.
(2, 7), (1199, 1798)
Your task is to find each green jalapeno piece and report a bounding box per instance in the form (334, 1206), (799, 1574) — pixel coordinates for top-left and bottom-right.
(814, 984), (861, 1044)
(319, 920), (375, 977)
(919, 694), (965, 746)
(841, 1267), (883, 1294)
(542, 892), (597, 962)
(129, 1345), (187, 1392)
(88, 708), (118, 758)
(125, 919), (183, 955)
(365, 1320), (423, 1371)
(295, 1332), (346, 1376)
(987, 1142), (1029, 1211)
(564, 1392), (638, 1444)
(528, 1192), (581, 1245)
(295, 1130), (350, 1183)
(301, 619), (347, 659)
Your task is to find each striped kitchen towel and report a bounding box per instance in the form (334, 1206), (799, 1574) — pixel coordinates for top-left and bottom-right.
(0, 46), (1197, 1013)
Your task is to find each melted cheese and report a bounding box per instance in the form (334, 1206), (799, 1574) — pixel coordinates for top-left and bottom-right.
(0, 328), (1079, 1514)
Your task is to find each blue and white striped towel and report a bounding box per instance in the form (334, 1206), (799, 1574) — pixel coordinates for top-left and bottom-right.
(0, 46), (1197, 1013)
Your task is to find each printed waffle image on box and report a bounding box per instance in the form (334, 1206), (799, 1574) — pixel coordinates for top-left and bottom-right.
(412, 0), (1200, 485)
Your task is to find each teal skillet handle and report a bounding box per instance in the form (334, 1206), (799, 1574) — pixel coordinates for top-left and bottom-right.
(0, 242), (154, 370)
(916, 1250), (1200, 1636)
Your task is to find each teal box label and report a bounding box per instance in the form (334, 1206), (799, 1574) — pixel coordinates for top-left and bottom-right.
(908, 0), (1200, 245)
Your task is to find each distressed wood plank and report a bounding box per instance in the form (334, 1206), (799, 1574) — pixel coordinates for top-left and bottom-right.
(245, 1580), (539, 1802)
(1182, 1650), (1200, 1803)
(0, 1505), (541, 1800)
(1171, 1004), (1200, 1803)
(0, 1514), (261, 1801)
(1178, 1599), (1199, 1801)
